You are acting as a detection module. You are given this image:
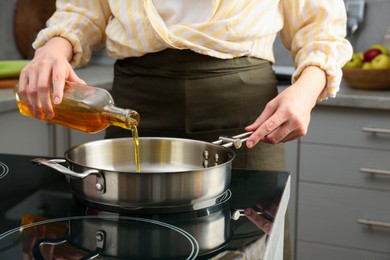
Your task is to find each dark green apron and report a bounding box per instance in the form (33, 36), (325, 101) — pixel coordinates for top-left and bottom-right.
(105, 49), (290, 259)
(105, 49), (286, 172)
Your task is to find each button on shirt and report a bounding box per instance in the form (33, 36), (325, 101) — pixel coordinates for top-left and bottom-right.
(33, 0), (353, 99)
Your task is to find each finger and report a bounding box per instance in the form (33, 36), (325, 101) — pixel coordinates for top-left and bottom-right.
(51, 62), (66, 105)
(245, 101), (277, 132)
(246, 112), (286, 148)
(281, 131), (300, 143)
(68, 68), (86, 85)
(263, 122), (293, 144)
(27, 69), (44, 119)
(22, 229), (37, 255)
(274, 119), (308, 143)
(256, 202), (278, 218)
(244, 208), (273, 234)
(17, 70), (33, 111)
(280, 129), (307, 143)
(41, 233), (56, 259)
(37, 62), (54, 118)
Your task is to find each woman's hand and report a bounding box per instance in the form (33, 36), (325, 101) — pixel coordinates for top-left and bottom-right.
(245, 66), (326, 148)
(244, 198), (279, 234)
(18, 37), (85, 119)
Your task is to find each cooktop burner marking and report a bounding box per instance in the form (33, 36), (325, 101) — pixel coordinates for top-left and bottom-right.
(0, 162), (9, 180)
(0, 215), (200, 260)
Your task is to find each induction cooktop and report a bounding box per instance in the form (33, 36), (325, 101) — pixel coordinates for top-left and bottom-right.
(0, 153), (289, 259)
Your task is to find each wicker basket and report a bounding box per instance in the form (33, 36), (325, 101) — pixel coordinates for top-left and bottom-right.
(342, 68), (390, 90)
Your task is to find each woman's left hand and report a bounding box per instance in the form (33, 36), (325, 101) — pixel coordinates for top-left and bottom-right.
(244, 198), (279, 234)
(245, 66), (326, 148)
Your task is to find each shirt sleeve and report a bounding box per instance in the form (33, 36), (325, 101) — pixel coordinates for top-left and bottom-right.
(32, 0), (112, 67)
(279, 0), (353, 100)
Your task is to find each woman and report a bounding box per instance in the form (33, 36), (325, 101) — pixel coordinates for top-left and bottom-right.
(18, 1), (352, 258)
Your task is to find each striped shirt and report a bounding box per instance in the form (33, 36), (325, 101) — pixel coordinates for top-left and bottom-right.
(33, 0), (353, 99)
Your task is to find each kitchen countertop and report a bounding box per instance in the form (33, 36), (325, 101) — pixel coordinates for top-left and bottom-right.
(2, 64), (390, 113)
(316, 83), (390, 110)
(278, 81), (390, 110)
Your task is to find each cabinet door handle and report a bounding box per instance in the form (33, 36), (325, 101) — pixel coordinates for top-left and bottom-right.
(357, 219), (390, 229)
(360, 167), (390, 177)
(362, 127), (390, 135)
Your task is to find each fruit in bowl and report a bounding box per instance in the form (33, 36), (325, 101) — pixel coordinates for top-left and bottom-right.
(363, 49), (382, 63)
(342, 44), (390, 90)
(344, 53), (363, 68)
(371, 54), (390, 69)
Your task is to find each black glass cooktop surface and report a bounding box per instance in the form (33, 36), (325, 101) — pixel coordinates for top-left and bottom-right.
(0, 153), (289, 259)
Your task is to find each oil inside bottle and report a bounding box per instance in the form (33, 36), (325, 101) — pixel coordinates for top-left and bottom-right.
(15, 82), (141, 173)
(15, 98), (139, 133)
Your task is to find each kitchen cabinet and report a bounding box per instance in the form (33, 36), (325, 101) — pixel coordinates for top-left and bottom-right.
(295, 106), (390, 259)
(284, 139), (298, 258)
(0, 110), (53, 156)
(0, 109), (104, 157)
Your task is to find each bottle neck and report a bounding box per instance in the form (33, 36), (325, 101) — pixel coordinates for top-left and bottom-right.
(103, 105), (140, 130)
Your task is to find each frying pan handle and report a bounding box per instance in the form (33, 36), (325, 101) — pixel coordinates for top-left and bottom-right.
(32, 231), (105, 260)
(32, 158), (106, 193)
(213, 132), (253, 149)
(32, 236), (69, 260)
(32, 158), (99, 178)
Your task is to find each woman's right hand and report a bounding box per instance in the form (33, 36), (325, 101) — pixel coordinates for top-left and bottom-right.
(18, 36), (85, 119)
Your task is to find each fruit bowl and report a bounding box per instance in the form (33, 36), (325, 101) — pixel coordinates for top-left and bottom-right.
(342, 68), (390, 90)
